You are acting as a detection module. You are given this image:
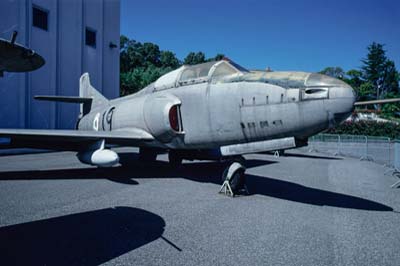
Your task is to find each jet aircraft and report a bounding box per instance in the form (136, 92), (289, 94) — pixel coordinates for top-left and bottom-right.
(0, 59), (394, 193)
(0, 31), (45, 77)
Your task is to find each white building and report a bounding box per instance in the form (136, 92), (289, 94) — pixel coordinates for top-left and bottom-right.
(0, 0), (120, 129)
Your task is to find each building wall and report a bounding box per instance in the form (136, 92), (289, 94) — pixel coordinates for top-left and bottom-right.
(0, 0), (120, 129)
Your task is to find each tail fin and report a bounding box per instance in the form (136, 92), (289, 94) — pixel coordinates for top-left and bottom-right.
(79, 73), (108, 114)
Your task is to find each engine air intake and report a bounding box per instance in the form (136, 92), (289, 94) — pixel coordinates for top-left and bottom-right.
(169, 105), (183, 132)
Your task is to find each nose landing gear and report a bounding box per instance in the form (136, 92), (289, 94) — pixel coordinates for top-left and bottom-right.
(219, 159), (248, 197)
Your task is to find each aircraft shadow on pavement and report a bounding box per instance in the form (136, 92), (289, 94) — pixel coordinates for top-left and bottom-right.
(0, 152), (273, 185)
(0, 152), (393, 212)
(245, 174), (393, 212)
(0, 207), (165, 266)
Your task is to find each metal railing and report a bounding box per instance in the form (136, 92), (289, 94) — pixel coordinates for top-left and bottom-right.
(306, 133), (398, 167)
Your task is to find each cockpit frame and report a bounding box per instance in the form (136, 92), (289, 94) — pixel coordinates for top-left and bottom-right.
(154, 60), (248, 91)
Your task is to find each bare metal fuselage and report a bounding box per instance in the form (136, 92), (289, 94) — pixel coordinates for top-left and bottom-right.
(77, 70), (356, 153)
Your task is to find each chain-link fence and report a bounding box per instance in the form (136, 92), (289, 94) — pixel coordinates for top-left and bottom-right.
(304, 133), (398, 167)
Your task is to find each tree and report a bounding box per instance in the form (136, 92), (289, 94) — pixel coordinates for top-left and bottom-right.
(119, 36), (182, 95)
(183, 52), (206, 65)
(213, 54), (225, 61)
(361, 42), (399, 99)
(120, 68), (143, 96)
(319, 67), (345, 79)
(382, 60), (400, 94)
(120, 35), (129, 52)
(120, 35), (133, 73)
(345, 69), (363, 88)
(160, 51), (180, 68)
(207, 53), (225, 62)
(120, 36), (145, 72)
(141, 42), (161, 67)
(362, 43), (387, 91)
(381, 92), (400, 116)
(120, 36), (227, 95)
(357, 82), (375, 100)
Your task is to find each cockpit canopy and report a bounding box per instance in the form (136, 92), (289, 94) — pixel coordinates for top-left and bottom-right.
(154, 60), (248, 90)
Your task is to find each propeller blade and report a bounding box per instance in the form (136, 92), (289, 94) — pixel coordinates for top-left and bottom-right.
(354, 98), (400, 106)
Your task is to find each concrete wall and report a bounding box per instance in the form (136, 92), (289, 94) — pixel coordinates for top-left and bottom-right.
(0, 0), (120, 129)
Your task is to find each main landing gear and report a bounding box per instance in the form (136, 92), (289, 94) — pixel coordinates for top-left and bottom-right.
(219, 157), (248, 197)
(168, 150), (183, 167)
(138, 147), (158, 162)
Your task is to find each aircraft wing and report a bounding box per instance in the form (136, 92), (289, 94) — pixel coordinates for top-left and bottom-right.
(0, 128), (154, 151)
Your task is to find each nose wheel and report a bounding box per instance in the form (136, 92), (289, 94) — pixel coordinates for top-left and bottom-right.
(220, 159), (248, 197)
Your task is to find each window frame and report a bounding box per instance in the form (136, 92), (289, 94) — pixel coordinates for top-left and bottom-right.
(32, 5), (49, 31)
(85, 27), (97, 48)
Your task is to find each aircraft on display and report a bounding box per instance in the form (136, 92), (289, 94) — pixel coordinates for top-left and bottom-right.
(0, 58), (396, 193)
(0, 31), (45, 77)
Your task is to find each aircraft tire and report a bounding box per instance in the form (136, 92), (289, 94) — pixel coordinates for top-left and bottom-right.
(228, 169), (246, 193)
(222, 162), (246, 194)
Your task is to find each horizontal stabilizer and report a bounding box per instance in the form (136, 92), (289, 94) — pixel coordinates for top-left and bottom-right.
(34, 73), (108, 116)
(34, 95), (92, 103)
(354, 98), (400, 106)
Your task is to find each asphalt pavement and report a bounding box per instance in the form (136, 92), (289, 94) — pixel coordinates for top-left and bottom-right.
(0, 148), (399, 266)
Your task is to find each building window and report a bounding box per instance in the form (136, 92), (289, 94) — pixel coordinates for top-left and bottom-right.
(32, 6), (48, 31)
(85, 28), (96, 47)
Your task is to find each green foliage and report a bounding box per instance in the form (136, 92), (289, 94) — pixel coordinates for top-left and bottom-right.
(160, 51), (180, 68)
(345, 69), (363, 88)
(120, 35), (225, 95)
(141, 42), (161, 67)
(361, 43), (387, 86)
(319, 67), (345, 79)
(357, 82), (375, 100)
(361, 42), (399, 97)
(183, 52), (206, 65)
(321, 42), (400, 119)
(182, 52), (224, 65)
(381, 92), (400, 116)
(213, 54), (225, 61)
(327, 121), (400, 139)
(383, 60), (400, 93)
(359, 43), (400, 114)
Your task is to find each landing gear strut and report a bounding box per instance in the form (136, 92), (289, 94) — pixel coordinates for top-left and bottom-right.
(220, 158), (248, 197)
(274, 149), (285, 157)
(168, 150), (183, 167)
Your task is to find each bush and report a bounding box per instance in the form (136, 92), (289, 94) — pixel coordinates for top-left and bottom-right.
(327, 121), (400, 139)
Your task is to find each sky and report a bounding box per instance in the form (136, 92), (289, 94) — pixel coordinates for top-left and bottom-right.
(121, 0), (400, 72)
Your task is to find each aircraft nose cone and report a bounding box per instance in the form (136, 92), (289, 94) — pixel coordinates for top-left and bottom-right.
(329, 85), (356, 124)
(329, 84), (356, 102)
(306, 73), (356, 125)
